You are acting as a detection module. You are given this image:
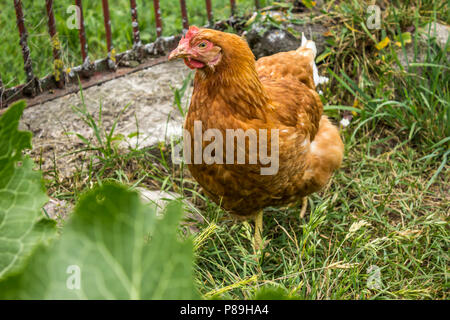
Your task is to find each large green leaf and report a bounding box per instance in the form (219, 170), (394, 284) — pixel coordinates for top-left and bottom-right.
(0, 101), (56, 280)
(0, 183), (198, 299)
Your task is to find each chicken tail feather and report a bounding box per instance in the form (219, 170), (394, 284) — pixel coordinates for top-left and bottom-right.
(300, 32), (317, 56)
(298, 33), (329, 87)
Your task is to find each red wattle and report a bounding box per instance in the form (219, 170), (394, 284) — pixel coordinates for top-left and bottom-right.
(183, 58), (205, 69)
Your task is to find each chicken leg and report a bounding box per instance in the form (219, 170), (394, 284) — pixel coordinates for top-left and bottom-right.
(300, 197), (308, 219)
(254, 210), (263, 251)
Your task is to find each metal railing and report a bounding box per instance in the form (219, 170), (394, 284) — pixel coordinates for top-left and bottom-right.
(1, 0), (262, 109)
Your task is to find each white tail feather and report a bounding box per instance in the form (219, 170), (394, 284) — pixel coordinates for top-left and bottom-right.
(299, 33), (328, 87)
(301, 32), (307, 47)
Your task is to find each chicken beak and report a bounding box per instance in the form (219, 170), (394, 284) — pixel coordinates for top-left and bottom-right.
(168, 43), (190, 61)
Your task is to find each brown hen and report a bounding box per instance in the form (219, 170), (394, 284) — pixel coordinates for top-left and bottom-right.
(169, 27), (344, 250)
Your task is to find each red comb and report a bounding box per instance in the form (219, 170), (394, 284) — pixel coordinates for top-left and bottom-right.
(185, 26), (200, 40)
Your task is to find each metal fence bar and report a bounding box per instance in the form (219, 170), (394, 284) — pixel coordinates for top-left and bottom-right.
(14, 0), (38, 96)
(101, 0), (116, 70)
(230, 0), (236, 16)
(130, 0), (141, 48)
(205, 0), (214, 26)
(3, 0), (261, 107)
(45, 0), (65, 88)
(153, 0), (163, 38)
(75, 0), (90, 75)
(179, 0), (189, 32)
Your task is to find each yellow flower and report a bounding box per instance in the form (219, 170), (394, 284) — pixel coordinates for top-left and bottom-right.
(375, 37), (390, 50)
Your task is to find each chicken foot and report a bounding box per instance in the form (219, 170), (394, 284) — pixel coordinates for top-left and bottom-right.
(300, 197), (308, 219)
(253, 210), (264, 251)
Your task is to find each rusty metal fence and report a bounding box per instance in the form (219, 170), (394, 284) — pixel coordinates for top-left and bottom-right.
(1, 0), (262, 109)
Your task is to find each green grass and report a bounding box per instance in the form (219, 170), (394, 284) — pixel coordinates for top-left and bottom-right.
(323, 0), (449, 188)
(0, 0), (263, 87)
(193, 130), (448, 299)
(21, 0), (450, 299)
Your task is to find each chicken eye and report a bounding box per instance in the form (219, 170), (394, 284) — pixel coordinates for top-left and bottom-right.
(198, 42), (207, 48)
